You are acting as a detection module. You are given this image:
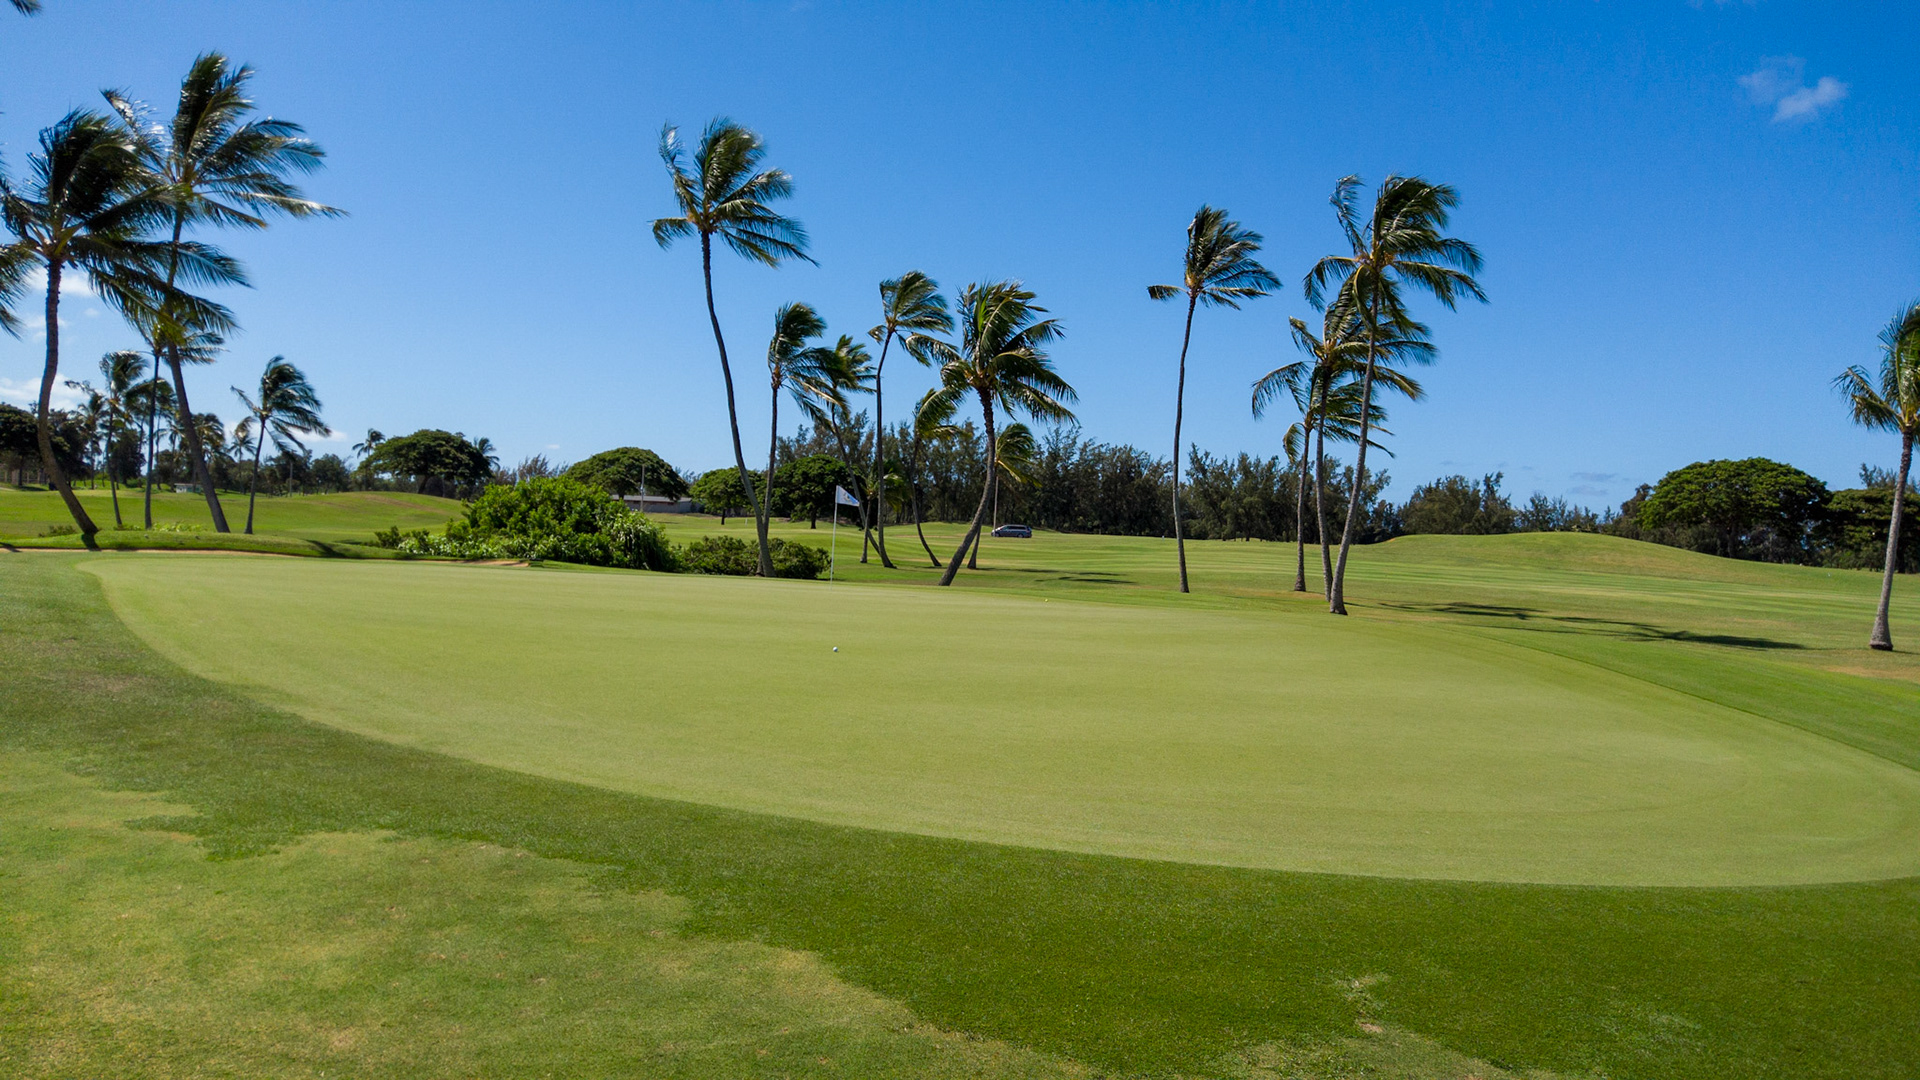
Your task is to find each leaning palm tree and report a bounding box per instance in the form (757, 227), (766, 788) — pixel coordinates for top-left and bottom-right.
(1, 109), (233, 538)
(107, 52), (338, 533)
(131, 322), (219, 526)
(1835, 301), (1920, 650)
(1254, 291), (1428, 594)
(231, 355), (325, 534)
(1149, 206), (1277, 592)
(924, 281), (1074, 586)
(653, 118), (812, 577)
(1306, 175), (1484, 614)
(908, 389), (959, 568)
(867, 271), (954, 568)
(758, 303), (847, 547)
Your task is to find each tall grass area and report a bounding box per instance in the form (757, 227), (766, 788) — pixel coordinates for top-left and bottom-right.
(4, 551), (1919, 1078)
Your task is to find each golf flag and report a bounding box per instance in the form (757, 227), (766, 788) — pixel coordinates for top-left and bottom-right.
(834, 485), (860, 508)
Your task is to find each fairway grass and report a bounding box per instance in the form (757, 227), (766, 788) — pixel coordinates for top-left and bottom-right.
(86, 554), (1920, 887)
(0, 485), (461, 542)
(7, 551), (1919, 1079)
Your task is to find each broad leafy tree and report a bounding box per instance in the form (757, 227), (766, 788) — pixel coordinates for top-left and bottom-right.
(362, 430), (493, 497)
(924, 281), (1074, 585)
(231, 355), (325, 534)
(1149, 206), (1276, 592)
(1306, 175), (1484, 614)
(653, 118), (812, 577)
(564, 447), (689, 499)
(688, 466), (751, 524)
(1835, 301), (1920, 649)
(109, 52), (338, 532)
(1, 109), (231, 537)
(1638, 458), (1831, 562)
(866, 271), (953, 568)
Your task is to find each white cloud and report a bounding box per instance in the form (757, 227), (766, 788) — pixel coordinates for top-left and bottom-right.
(20, 267), (95, 298)
(1739, 57), (1848, 122)
(0, 376), (84, 412)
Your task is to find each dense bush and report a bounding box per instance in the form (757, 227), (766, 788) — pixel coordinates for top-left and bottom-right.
(677, 535), (829, 579)
(377, 478), (672, 570)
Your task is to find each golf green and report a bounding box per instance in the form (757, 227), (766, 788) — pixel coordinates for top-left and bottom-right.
(86, 554), (1920, 887)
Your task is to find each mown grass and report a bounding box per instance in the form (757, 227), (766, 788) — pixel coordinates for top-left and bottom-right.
(4, 551), (1918, 1078)
(0, 485), (460, 542)
(86, 554), (1920, 887)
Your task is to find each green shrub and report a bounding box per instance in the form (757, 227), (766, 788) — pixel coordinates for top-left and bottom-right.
(376, 479), (675, 570)
(41, 523), (78, 537)
(677, 535), (828, 580)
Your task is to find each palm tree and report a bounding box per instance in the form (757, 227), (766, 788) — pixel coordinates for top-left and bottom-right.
(131, 324), (218, 526)
(1149, 206), (1278, 593)
(867, 271), (954, 569)
(759, 303), (848, 544)
(106, 53), (337, 533)
(87, 349), (145, 526)
(1, 110), (237, 537)
(10, 0), (42, 14)
(472, 436), (500, 480)
(65, 387), (106, 487)
(924, 281), (1074, 586)
(1254, 292), (1427, 595)
(653, 118), (812, 577)
(1836, 301), (1920, 650)
(1306, 175), (1484, 614)
(231, 355), (325, 534)
(908, 389), (957, 568)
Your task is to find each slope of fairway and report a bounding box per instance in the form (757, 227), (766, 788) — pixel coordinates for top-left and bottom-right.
(0, 487), (460, 542)
(85, 555), (1920, 887)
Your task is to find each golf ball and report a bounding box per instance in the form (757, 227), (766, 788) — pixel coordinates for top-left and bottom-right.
(832, 646), (838, 652)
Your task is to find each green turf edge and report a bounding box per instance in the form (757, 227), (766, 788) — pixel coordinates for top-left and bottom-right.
(3, 552), (1918, 1079)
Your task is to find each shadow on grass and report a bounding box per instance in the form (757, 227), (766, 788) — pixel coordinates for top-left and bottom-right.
(1382, 602), (1807, 651)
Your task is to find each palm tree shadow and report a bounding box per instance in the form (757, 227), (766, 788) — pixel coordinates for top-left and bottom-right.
(1383, 601), (1807, 651)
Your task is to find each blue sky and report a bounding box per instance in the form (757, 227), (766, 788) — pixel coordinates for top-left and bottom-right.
(2, 1), (1913, 508)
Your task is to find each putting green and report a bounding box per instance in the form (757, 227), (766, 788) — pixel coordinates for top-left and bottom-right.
(85, 555), (1920, 886)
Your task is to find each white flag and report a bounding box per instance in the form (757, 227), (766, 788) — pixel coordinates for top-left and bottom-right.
(834, 485), (861, 508)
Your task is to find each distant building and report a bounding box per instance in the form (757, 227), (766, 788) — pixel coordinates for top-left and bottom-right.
(621, 494), (696, 514)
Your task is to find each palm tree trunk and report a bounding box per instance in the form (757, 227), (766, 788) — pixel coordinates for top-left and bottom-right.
(1329, 295), (1381, 616)
(142, 357), (159, 529)
(36, 262), (97, 537)
(1314, 421), (1333, 598)
(108, 446), (123, 529)
(246, 423), (267, 534)
(166, 345), (229, 530)
(763, 386), (780, 564)
(907, 438), (941, 567)
(702, 235), (773, 577)
(1292, 421), (1310, 592)
(938, 396), (995, 586)
(1870, 431), (1912, 650)
(160, 216), (230, 532)
(871, 332), (896, 568)
(1171, 295), (1196, 593)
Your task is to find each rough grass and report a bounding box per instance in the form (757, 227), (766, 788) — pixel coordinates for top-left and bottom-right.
(3, 552), (1918, 1078)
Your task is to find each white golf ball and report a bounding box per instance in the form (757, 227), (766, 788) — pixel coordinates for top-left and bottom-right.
(832, 646), (838, 652)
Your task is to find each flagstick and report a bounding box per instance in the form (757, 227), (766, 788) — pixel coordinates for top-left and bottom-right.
(829, 506), (838, 584)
